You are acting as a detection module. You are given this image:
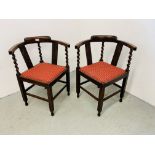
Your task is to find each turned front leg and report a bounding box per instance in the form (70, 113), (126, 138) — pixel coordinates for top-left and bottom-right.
(97, 86), (105, 116)
(47, 86), (54, 116)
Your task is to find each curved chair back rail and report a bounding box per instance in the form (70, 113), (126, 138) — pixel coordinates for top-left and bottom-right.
(8, 36), (70, 74)
(75, 35), (136, 50)
(75, 35), (137, 71)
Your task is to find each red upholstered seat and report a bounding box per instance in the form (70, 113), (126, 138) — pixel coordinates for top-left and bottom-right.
(21, 63), (66, 84)
(80, 61), (125, 83)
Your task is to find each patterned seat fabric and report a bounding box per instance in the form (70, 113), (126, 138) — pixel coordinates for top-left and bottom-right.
(21, 63), (66, 84)
(80, 61), (125, 83)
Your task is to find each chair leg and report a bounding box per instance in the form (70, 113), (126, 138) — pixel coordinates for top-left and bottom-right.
(120, 76), (128, 102)
(76, 68), (80, 98)
(66, 68), (70, 96)
(97, 86), (105, 117)
(17, 76), (28, 106)
(47, 86), (54, 116)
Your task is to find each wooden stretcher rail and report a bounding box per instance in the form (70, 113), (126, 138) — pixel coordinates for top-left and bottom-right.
(53, 85), (67, 100)
(80, 80), (89, 85)
(103, 90), (121, 102)
(80, 86), (121, 102)
(80, 86), (98, 101)
(113, 83), (122, 89)
(25, 84), (35, 92)
(58, 80), (67, 84)
(26, 92), (48, 102)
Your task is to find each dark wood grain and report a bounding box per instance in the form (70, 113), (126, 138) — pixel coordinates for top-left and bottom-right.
(118, 40), (137, 50)
(52, 42), (58, 64)
(91, 35), (117, 41)
(47, 87), (54, 116)
(111, 42), (123, 66)
(24, 36), (51, 43)
(97, 86), (105, 116)
(99, 42), (104, 61)
(19, 45), (33, 69)
(85, 42), (92, 65)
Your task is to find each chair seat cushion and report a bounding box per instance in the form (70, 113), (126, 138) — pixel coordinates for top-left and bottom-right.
(21, 63), (66, 84)
(80, 61), (125, 83)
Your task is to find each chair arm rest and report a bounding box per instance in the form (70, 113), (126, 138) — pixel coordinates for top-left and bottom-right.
(75, 39), (90, 49)
(51, 39), (70, 48)
(118, 40), (137, 51)
(8, 42), (24, 54)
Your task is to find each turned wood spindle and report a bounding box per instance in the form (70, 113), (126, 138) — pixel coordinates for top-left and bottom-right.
(37, 42), (43, 63)
(65, 47), (69, 67)
(126, 49), (133, 72)
(12, 53), (20, 75)
(77, 48), (80, 68)
(100, 41), (104, 61)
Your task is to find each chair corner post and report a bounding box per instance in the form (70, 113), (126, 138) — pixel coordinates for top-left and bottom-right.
(97, 85), (105, 117)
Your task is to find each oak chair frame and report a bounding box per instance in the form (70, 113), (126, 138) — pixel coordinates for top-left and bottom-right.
(9, 36), (70, 116)
(75, 35), (137, 116)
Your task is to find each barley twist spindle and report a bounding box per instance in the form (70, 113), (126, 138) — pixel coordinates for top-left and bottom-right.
(100, 42), (104, 61)
(12, 53), (20, 75)
(126, 49), (133, 72)
(65, 47), (69, 67)
(77, 48), (80, 68)
(37, 42), (43, 63)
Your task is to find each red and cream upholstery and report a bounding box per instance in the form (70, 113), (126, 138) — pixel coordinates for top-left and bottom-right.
(80, 61), (125, 83)
(21, 63), (66, 84)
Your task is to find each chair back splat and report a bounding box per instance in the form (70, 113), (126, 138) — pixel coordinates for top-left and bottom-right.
(111, 42), (123, 66)
(19, 45), (34, 69)
(52, 42), (58, 64)
(85, 42), (92, 65)
(9, 36), (70, 116)
(75, 35), (137, 116)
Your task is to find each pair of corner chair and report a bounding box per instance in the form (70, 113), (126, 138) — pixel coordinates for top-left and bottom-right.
(9, 35), (137, 117)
